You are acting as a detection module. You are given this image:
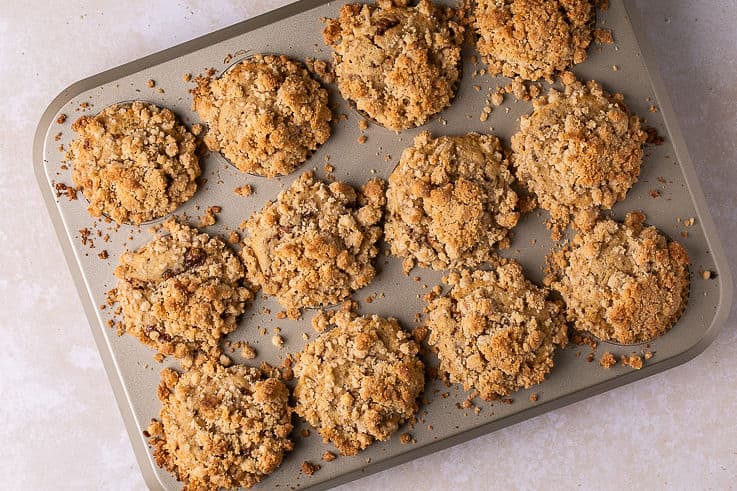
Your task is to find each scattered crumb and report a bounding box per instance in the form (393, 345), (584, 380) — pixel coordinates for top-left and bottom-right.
(146, 79), (155, 88)
(400, 433), (412, 444)
(358, 119), (369, 131)
(241, 343), (256, 359)
(649, 189), (661, 198)
(322, 451), (336, 462)
(183, 73), (192, 82)
(357, 135), (367, 144)
(56, 114), (67, 124)
(272, 335), (284, 348)
(702, 270), (712, 280)
(301, 461), (320, 476)
(529, 393), (539, 402)
(234, 184), (253, 197)
(97, 250), (109, 260)
(599, 352), (617, 369)
(621, 354), (643, 370)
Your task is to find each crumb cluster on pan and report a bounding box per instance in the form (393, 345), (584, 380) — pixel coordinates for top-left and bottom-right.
(294, 310), (425, 456)
(427, 260), (568, 399)
(511, 80), (646, 239)
(323, 0), (464, 130)
(114, 219), (254, 367)
(69, 101), (200, 224)
(147, 363), (293, 490)
(385, 131), (519, 273)
(474, 0), (595, 81)
(192, 53), (332, 178)
(546, 212), (690, 344)
(241, 172), (386, 316)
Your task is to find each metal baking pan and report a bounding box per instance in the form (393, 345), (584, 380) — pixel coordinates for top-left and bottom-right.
(34, 0), (732, 489)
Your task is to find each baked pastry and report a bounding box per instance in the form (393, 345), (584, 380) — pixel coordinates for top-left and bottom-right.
(69, 101), (199, 224)
(114, 219), (254, 367)
(546, 211), (690, 344)
(511, 80), (646, 239)
(294, 310), (424, 455)
(323, 0), (464, 130)
(147, 363), (293, 490)
(385, 131), (518, 273)
(475, 0), (595, 81)
(427, 261), (568, 399)
(241, 172), (385, 316)
(193, 54), (331, 177)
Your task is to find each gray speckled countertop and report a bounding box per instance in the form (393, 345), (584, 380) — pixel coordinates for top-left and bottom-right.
(1, 1), (735, 489)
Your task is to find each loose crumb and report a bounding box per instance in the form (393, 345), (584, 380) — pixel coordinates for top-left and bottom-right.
(301, 461), (320, 476)
(234, 184), (254, 197)
(147, 79), (156, 88)
(529, 393), (539, 402)
(599, 352), (617, 369)
(57, 114), (67, 124)
(621, 354), (643, 370)
(594, 28), (614, 44)
(357, 135), (367, 144)
(272, 335), (284, 348)
(400, 433), (412, 444)
(322, 451), (336, 462)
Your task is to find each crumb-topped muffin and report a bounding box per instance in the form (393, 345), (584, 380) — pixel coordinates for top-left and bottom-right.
(385, 131), (519, 273)
(114, 219), (254, 367)
(546, 212), (690, 344)
(147, 363), (293, 490)
(241, 172), (385, 316)
(294, 310), (424, 455)
(323, 0), (464, 130)
(475, 0), (595, 81)
(193, 54), (331, 177)
(69, 102), (200, 224)
(427, 261), (568, 399)
(512, 80), (646, 239)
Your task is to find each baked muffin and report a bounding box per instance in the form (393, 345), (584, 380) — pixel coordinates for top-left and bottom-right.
(546, 211), (690, 344)
(475, 0), (595, 81)
(427, 261), (568, 399)
(323, 0), (464, 130)
(241, 172), (385, 317)
(69, 102), (200, 224)
(147, 363), (293, 490)
(193, 54), (331, 177)
(114, 219), (254, 367)
(511, 80), (646, 239)
(294, 310), (424, 455)
(385, 131), (518, 273)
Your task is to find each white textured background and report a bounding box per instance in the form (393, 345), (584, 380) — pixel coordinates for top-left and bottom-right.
(1, 1), (735, 489)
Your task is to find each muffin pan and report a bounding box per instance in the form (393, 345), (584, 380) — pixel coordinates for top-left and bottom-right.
(34, 0), (732, 489)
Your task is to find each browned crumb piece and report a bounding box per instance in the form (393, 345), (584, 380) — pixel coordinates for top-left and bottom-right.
(57, 113), (67, 124)
(69, 102), (200, 225)
(234, 184), (254, 197)
(227, 231), (240, 244)
(147, 79), (156, 88)
(621, 354), (643, 370)
(594, 28), (614, 44)
(301, 461), (321, 476)
(512, 81), (646, 239)
(54, 182), (78, 200)
(702, 270), (712, 280)
(242, 172), (385, 312)
(547, 212), (690, 344)
(199, 205), (220, 227)
(385, 132), (518, 272)
(323, 0), (464, 130)
(322, 451), (337, 462)
(300, 428), (310, 438)
(357, 135), (367, 144)
(147, 363), (293, 490)
(272, 335), (284, 348)
(400, 433), (412, 444)
(193, 54), (332, 178)
(358, 119), (369, 131)
(97, 250), (109, 260)
(650, 189), (661, 198)
(643, 350), (654, 360)
(182, 73), (192, 82)
(599, 352), (617, 368)
(241, 343), (257, 359)
(427, 261), (568, 400)
(294, 310), (425, 456)
(529, 393), (539, 402)
(114, 219), (255, 367)
(475, 0), (595, 82)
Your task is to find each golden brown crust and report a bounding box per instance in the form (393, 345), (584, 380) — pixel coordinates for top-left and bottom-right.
(547, 212), (691, 344)
(147, 363), (293, 490)
(69, 102), (200, 224)
(323, 0), (464, 130)
(385, 131), (518, 272)
(193, 54), (331, 177)
(294, 310), (425, 455)
(511, 80), (646, 239)
(241, 172), (385, 313)
(427, 261), (568, 399)
(114, 220), (255, 367)
(475, 0), (595, 81)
